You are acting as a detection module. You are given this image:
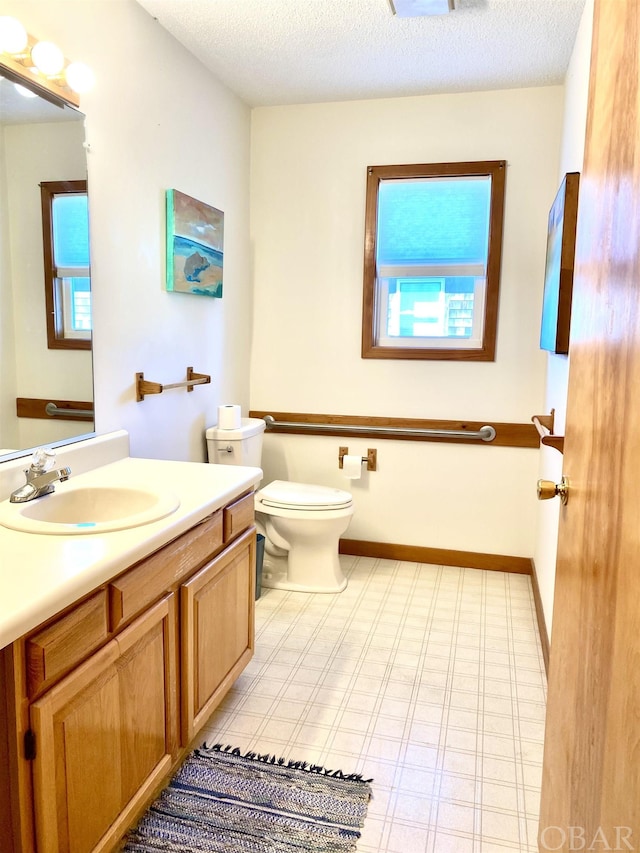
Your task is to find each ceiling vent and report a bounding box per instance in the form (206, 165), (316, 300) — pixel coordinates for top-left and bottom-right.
(388, 0), (456, 16)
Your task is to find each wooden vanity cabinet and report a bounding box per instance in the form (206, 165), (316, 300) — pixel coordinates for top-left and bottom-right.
(30, 595), (177, 853)
(181, 526), (255, 743)
(0, 490), (257, 853)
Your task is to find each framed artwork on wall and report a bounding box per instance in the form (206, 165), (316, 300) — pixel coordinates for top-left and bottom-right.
(166, 189), (224, 297)
(539, 172), (580, 354)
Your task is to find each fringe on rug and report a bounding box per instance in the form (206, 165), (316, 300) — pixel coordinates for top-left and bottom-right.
(203, 742), (374, 784)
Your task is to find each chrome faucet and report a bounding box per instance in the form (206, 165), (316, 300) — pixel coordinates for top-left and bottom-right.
(9, 449), (71, 504)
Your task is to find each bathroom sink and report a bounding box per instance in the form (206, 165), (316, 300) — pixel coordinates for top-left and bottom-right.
(0, 486), (180, 535)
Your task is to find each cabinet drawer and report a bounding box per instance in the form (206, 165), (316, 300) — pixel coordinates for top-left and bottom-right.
(223, 492), (255, 542)
(26, 591), (109, 698)
(109, 511), (223, 632)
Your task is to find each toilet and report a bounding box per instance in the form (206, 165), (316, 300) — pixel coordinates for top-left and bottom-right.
(205, 417), (353, 593)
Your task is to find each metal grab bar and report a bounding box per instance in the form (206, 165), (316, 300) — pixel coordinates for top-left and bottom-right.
(263, 415), (496, 442)
(45, 402), (95, 419)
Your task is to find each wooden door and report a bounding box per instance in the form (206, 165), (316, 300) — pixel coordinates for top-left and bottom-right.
(181, 527), (255, 745)
(539, 0), (640, 848)
(30, 595), (177, 853)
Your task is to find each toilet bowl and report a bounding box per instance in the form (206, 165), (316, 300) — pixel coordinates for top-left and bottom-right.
(255, 480), (353, 593)
(205, 418), (354, 593)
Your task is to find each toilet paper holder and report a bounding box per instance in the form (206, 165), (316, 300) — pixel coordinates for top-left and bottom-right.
(338, 446), (377, 472)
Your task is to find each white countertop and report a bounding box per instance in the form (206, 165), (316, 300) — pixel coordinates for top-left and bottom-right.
(0, 456), (262, 650)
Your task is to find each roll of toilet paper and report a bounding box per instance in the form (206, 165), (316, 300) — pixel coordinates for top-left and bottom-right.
(342, 454), (362, 480)
(217, 404), (242, 430)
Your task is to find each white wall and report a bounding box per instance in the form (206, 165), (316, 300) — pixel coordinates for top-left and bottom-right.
(3, 120), (92, 449)
(534, 0), (594, 637)
(2, 0), (252, 463)
(250, 88), (563, 556)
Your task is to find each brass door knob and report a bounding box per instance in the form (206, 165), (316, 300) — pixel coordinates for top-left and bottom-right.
(537, 476), (569, 505)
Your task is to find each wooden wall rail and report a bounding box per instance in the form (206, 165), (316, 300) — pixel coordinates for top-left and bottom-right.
(531, 409), (565, 453)
(249, 410), (539, 449)
(136, 367), (211, 402)
(16, 398), (94, 423)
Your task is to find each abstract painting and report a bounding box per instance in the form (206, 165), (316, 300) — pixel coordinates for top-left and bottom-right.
(539, 172), (580, 354)
(166, 189), (224, 297)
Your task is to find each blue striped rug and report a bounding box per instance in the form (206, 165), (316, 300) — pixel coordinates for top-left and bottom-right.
(123, 744), (373, 852)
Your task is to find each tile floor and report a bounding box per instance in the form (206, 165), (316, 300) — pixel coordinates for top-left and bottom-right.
(199, 555), (547, 853)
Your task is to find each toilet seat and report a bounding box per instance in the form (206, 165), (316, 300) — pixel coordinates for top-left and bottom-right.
(258, 480), (353, 511)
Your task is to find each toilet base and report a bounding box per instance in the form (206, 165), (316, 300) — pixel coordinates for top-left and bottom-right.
(261, 554), (347, 594)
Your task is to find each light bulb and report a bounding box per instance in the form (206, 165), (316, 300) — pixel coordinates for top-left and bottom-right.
(0, 16), (28, 54)
(31, 40), (64, 76)
(65, 61), (95, 94)
(14, 83), (38, 99)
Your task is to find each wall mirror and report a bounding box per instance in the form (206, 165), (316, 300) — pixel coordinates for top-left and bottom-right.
(0, 63), (94, 463)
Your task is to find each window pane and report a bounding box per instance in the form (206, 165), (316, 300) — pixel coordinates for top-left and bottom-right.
(375, 175), (491, 345)
(386, 277), (478, 339)
(60, 277), (92, 338)
(71, 277), (91, 331)
(377, 176), (491, 266)
(52, 194), (90, 267)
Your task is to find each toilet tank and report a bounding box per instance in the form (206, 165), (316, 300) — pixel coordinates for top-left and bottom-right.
(205, 417), (266, 467)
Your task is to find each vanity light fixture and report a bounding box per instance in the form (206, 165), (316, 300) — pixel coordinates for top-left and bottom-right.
(0, 15), (94, 108)
(30, 40), (65, 76)
(64, 61), (95, 94)
(0, 15), (27, 54)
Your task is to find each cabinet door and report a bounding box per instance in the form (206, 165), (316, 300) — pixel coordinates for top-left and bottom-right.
(30, 595), (178, 853)
(181, 527), (255, 744)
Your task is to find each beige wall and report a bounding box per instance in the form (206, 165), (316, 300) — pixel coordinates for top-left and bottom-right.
(250, 87), (563, 556)
(534, 0), (594, 637)
(1, 0), (253, 463)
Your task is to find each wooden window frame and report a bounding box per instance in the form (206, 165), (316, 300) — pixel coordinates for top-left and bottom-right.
(40, 179), (91, 351)
(362, 160), (506, 361)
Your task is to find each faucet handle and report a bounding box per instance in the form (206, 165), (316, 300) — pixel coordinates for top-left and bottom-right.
(31, 447), (56, 473)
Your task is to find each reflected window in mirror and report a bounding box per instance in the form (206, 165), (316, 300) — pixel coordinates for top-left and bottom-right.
(41, 180), (92, 350)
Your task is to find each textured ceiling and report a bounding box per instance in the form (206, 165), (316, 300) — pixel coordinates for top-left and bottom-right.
(135, 0), (586, 107)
